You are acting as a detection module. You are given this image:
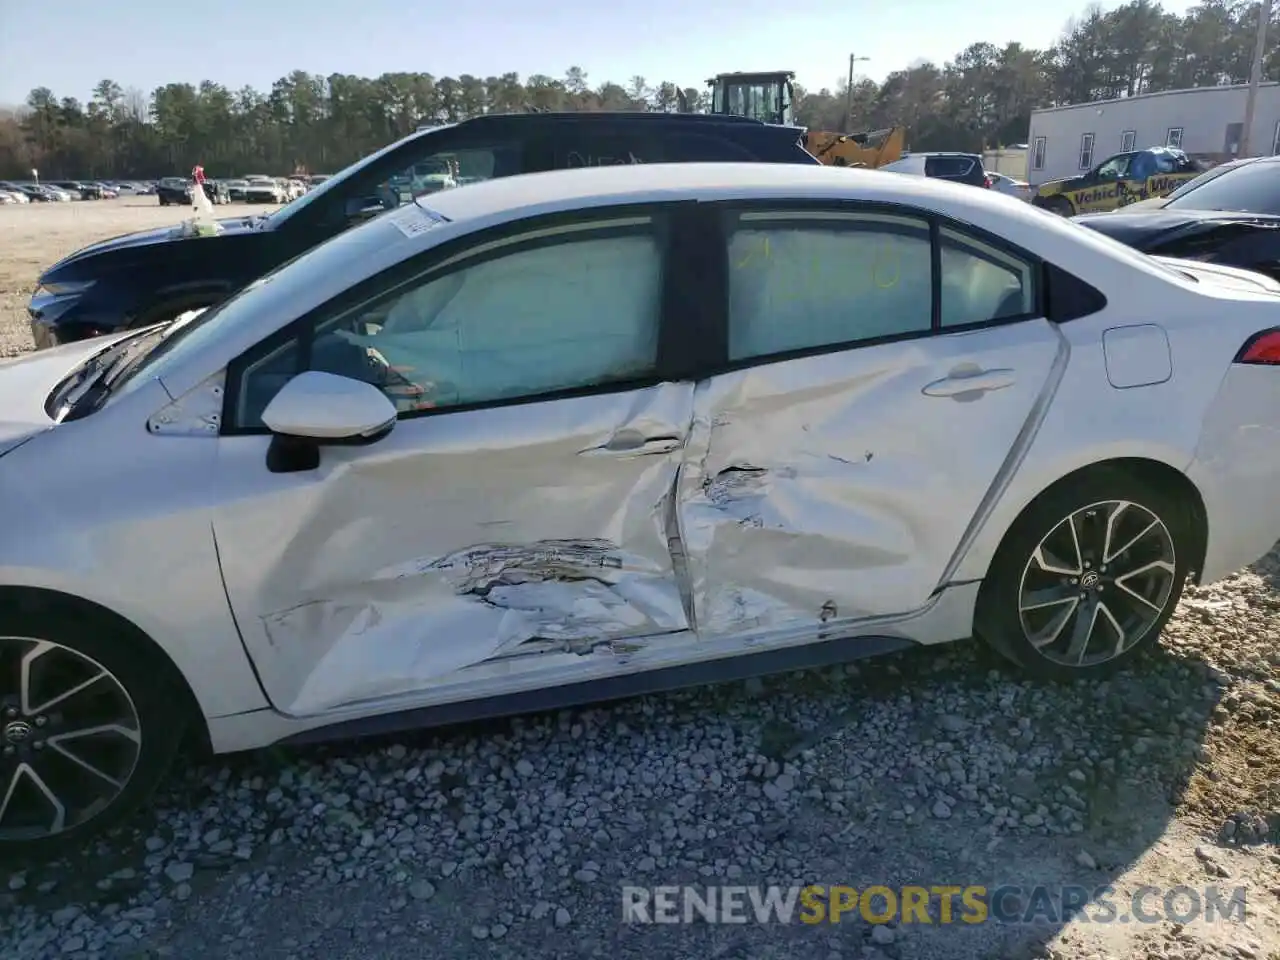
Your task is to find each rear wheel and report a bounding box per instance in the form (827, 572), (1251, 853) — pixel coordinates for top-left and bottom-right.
(975, 467), (1190, 681)
(0, 610), (186, 858)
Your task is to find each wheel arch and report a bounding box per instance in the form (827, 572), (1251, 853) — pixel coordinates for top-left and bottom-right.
(973, 456), (1208, 589)
(0, 585), (212, 755)
(129, 284), (233, 330)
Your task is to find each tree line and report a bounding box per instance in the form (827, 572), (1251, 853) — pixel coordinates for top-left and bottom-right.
(2, 0), (1276, 180)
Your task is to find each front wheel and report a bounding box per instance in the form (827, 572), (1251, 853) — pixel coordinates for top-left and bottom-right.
(975, 467), (1190, 681)
(1044, 195), (1074, 216)
(0, 610), (186, 858)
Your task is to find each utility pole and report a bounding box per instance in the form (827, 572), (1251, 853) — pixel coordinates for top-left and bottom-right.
(847, 54), (870, 130)
(1240, 0), (1273, 157)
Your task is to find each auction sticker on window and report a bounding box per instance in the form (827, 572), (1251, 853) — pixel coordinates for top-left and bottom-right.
(389, 203), (447, 238)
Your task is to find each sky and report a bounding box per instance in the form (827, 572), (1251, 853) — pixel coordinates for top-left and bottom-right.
(0, 0), (1203, 108)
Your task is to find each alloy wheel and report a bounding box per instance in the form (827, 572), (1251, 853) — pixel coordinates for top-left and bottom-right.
(0, 637), (142, 842)
(1017, 500), (1177, 668)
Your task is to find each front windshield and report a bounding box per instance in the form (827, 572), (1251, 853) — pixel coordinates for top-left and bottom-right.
(1164, 159), (1280, 213)
(267, 125), (454, 226)
(1161, 161), (1249, 204)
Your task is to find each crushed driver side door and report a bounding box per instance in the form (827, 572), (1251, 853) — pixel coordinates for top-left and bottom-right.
(209, 207), (701, 717)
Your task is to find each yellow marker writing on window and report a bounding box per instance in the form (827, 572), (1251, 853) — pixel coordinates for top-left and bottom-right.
(872, 240), (901, 290)
(732, 233), (904, 295)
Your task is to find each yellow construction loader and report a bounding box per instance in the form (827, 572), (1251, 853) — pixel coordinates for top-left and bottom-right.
(689, 70), (905, 168)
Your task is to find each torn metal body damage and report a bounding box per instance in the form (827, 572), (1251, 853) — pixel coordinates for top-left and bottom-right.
(209, 320), (1061, 718)
(211, 383), (695, 716)
(675, 321), (1062, 637)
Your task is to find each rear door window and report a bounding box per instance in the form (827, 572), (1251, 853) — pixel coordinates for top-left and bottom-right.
(924, 156), (975, 179)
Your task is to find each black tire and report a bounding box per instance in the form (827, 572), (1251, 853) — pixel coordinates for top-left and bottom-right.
(974, 466), (1191, 681)
(0, 606), (187, 859)
(1045, 195), (1074, 217)
(158, 197), (168, 207)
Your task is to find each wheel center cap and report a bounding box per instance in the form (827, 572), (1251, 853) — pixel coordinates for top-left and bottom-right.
(3, 720), (32, 744)
(1080, 571), (1100, 590)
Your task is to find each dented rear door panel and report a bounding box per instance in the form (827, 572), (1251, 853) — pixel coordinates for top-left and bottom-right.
(211, 383), (695, 717)
(676, 320), (1065, 637)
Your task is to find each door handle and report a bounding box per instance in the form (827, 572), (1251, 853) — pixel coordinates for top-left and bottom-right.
(578, 432), (684, 458)
(921, 368), (1016, 398)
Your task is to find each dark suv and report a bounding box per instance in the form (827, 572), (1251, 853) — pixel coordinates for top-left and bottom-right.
(30, 112), (818, 348)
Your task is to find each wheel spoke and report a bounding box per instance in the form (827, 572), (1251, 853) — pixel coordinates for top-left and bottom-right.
(1064, 599), (1101, 665)
(17, 640), (55, 716)
(1019, 585), (1078, 613)
(1096, 600), (1127, 658)
(1028, 596), (1080, 649)
(0, 762), (67, 834)
(25, 670), (108, 717)
(1098, 501), (1131, 563)
(1031, 516), (1083, 576)
(1104, 517), (1160, 566)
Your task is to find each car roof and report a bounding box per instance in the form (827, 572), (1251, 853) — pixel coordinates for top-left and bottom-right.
(417, 161), (1015, 228)
(462, 111), (768, 127)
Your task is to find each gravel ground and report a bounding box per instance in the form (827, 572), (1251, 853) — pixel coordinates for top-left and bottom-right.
(1, 201), (1278, 960)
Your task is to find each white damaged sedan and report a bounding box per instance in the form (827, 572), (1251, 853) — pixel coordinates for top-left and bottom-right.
(2, 163), (1280, 854)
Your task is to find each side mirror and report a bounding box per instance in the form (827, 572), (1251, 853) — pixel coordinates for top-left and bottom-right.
(261, 370), (397, 442)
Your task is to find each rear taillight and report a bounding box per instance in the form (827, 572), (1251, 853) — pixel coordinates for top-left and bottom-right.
(983, 175), (993, 188)
(1235, 328), (1280, 364)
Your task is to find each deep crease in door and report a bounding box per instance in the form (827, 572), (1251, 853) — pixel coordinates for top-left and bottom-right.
(213, 382), (695, 716)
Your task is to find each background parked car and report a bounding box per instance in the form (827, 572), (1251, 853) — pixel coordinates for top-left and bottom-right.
(50, 181), (96, 199)
(203, 180), (231, 204)
(19, 184), (59, 201)
(0, 181), (31, 202)
(988, 172), (1033, 201)
(879, 151), (992, 188)
(244, 176), (287, 203)
(1032, 146), (1203, 216)
(28, 110), (820, 346)
(224, 178), (250, 201)
(1075, 153), (1280, 279)
(156, 177), (192, 206)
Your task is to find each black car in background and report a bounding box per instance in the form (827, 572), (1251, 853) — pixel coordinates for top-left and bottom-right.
(30, 111), (819, 347)
(155, 177), (192, 206)
(51, 180), (104, 199)
(1074, 155), (1280, 280)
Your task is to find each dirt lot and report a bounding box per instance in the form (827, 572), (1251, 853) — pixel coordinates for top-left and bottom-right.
(1, 200), (1278, 960)
(0, 197), (277, 356)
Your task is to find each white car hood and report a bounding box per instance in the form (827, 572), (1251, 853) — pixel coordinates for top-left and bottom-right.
(0, 335), (131, 458)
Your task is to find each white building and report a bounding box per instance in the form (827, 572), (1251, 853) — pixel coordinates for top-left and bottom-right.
(1026, 82), (1280, 185)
